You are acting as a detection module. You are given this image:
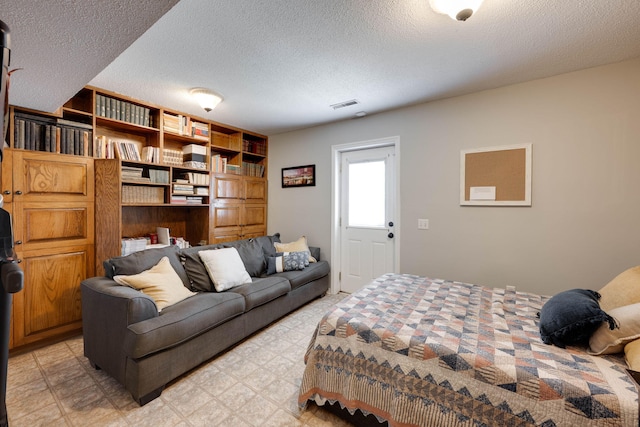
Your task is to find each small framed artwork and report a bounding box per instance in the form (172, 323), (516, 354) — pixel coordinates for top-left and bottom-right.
(460, 143), (532, 206)
(282, 164), (315, 188)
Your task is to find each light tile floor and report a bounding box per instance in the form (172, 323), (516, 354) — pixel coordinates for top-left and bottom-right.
(6, 293), (357, 427)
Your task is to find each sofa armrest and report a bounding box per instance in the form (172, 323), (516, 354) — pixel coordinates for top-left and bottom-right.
(81, 277), (159, 384)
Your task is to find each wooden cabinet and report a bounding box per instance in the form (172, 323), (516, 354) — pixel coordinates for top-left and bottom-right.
(211, 174), (267, 243)
(2, 149), (94, 349)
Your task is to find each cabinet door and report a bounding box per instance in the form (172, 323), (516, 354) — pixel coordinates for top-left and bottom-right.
(12, 150), (94, 203)
(243, 177), (266, 203)
(212, 174), (243, 201)
(12, 244), (92, 347)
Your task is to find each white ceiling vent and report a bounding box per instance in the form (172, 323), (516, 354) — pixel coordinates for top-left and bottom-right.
(330, 99), (360, 110)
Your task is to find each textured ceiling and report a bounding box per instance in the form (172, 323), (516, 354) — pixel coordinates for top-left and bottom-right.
(4, 0), (640, 136)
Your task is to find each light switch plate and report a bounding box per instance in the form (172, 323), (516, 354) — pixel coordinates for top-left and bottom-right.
(418, 219), (429, 230)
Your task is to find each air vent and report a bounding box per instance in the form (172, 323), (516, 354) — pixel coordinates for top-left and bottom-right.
(330, 99), (359, 110)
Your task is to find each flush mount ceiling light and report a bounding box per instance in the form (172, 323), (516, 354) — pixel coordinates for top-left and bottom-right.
(429, 0), (484, 21)
(190, 88), (223, 112)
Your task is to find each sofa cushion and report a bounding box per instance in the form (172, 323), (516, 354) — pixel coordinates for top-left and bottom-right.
(113, 256), (196, 312)
(253, 233), (281, 258)
(228, 276), (291, 311)
(274, 236), (317, 263)
(199, 248), (252, 291)
(270, 260), (330, 290)
(125, 292), (245, 359)
(180, 243), (223, 292)
(227, 239), (266, 277)
(105, 245), (190, 289)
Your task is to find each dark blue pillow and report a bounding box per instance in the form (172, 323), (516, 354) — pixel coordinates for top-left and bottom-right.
(538, 289), (617, 348)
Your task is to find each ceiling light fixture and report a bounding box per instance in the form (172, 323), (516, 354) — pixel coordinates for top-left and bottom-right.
(190, 88), (223, 112)
(429, 0), (484, 21)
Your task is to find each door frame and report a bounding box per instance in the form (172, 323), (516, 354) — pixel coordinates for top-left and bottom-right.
(331, 136), (401, 294)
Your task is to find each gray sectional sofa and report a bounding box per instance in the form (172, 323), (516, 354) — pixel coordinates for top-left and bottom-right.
(80, 234), (330, 405)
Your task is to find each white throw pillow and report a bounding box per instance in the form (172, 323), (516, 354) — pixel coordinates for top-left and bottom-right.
(198, 247), (252, 292)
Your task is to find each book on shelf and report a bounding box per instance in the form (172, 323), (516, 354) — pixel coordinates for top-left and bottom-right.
(186, 196), (204, 204)
(170, 195), (188, 204)
(163, 114), (210, 140)
(113, 140), (141, 161)
(225, 164), (241, 174)
(242, 162), (265, 177)
(211, 154), (228, 173)
(141, 146), (161, 164)
(149, 169), (170, 184)
(180, 172), (209, 185)
(162, 148), (183, 166)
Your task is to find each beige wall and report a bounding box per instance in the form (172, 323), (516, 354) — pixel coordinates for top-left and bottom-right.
(267, 58), (640, 296)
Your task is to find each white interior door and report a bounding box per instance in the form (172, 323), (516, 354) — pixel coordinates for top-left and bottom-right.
(339, 145), (396, 293)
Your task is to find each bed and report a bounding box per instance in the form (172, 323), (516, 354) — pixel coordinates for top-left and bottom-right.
(298, 273), (639, 427)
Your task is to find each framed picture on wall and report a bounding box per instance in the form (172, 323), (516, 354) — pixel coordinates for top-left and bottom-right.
(282, 164), (315, 188)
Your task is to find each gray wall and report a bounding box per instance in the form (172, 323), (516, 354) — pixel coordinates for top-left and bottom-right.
(267, 58), (640, 296)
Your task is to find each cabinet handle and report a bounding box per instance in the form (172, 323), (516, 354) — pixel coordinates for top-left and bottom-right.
(2, 190), (10, 195)
(14, 240), (22, 245)
(16, 259), (22, 264)
(14, 190), (22, 195)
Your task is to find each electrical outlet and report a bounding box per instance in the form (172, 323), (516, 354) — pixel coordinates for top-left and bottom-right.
(418, 219), (429, 230)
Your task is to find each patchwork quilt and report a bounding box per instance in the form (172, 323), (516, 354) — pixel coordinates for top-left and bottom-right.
(299, 273), (639, 427)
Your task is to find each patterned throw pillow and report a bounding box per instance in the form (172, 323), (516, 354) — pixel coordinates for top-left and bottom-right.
(274, 236), (317, 262)
(266, 251), (309, 275)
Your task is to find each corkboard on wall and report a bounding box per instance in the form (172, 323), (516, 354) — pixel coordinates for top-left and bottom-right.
(460, 143), (532, 206)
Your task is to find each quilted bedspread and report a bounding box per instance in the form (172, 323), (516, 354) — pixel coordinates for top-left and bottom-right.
(299, 273), (639, 427)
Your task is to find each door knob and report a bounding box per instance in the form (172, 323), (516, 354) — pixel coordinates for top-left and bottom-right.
(3, 190), (10, 195)
(14, 190), (22, 195)
(14, 240), (22, 245)
(388, 221), (394, 227)
(388, 232), (394, 238)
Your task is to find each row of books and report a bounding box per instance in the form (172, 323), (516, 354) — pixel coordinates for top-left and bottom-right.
(242, 139), (267, 155)
(179, 172), (209, 185)
(94, 136), (140, 161)
(170, 195), (205, 205)
(122, 185), (164, 204)
(162, 113), (208, 141)
(14, 113), (92, 156)
(242, 162), (265, 177)
(96, 94), (153, 127)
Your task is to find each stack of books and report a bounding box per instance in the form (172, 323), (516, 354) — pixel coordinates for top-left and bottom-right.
(121, 166), (149, 182)
(121, 237), (148, 256)
(192, 121), (209, 141)
(172, 183), (194, 195)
